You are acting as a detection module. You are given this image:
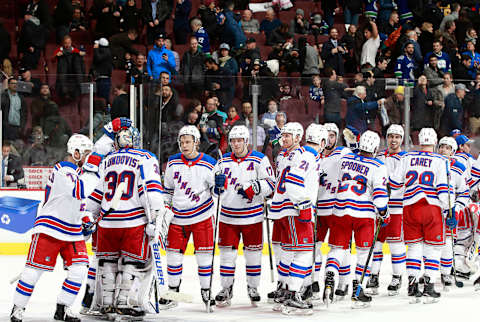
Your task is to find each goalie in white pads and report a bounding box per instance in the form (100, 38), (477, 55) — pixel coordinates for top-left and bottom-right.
(86, 127), (167, 318)
(160, 125), (224, 311)
(11, 134), (93, 322)
(214, 125), (275, 306)
(325, 130), (389, 308)
(269, 122), (326, 315)
(366, 124), (407, 296)
(389, 128), (455, 303)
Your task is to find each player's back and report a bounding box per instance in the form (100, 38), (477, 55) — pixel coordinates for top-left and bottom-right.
(34, 161), (85, 241)
(91, 148), (163, 229)
(390, 151), (450, 209)
(317, 146), (351, 216)
(333, 153), (388, 219)
(377, 150), (406, 215)
(163, 152), (217, 226)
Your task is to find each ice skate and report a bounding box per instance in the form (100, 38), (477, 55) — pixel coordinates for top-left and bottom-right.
(267, 281), (282, 304)
(408, 276), (422, 304)
(309, 281), (322, 305)
(300, 284), (313, 301)
(10, 305), (24, 322)
(335, 283), (349, 301)
(158, 285), (180, 310)
(201, 288), (216, 313)
(281, 291), (314, 316)
(441, 274), (453, 292)
(387, 275), (402, 296)
(247, 286), (261, 306)
(323, 271), (335, 307)
(54, 303), (80, 322)
(422, 276), (440, 304)
(365, 274), (379, 295)
(351, 280), (372, 309)
(113, 307), (145, 322)
(215, 285), (233, 307)
(272, 286), (288, 312)
(474, 275), (480, 291)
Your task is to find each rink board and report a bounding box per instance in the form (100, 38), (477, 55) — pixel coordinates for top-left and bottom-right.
(0, 189), (392, 255)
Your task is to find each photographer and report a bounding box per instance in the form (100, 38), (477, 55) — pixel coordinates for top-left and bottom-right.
(321, 28), (346, 76)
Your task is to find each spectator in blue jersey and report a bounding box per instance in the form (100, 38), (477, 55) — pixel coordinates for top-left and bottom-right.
(222, 1), (246, 49)
(462, 40), (480, 78)
(309, 75), (324, 104)
(260, 8), (281, 45)
(395, 42), (416, 83)
(364, 0), (379, 21)
(346, 85), (385, 133)
(440, 83), (468, 136)
(424, 40), (451, 74)
(191, 18), (211, 53)
(262, 111), (286, 159)
(147, 33), (176, 80)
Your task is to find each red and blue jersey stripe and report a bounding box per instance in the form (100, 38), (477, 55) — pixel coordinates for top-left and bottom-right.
(221, 203), (263, 219)
(34, 216), (82, 236)
(172, 197), (214, 219)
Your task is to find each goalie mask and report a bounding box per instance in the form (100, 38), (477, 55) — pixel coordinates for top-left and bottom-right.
(115, 127), (140, 149)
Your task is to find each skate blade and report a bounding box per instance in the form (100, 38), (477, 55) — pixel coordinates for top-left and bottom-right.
(114, 316), (144, 322)
(351, 300), (371, 309)
(281, 306), (314, 316)
(158, 302), (178, 311)
(409, 297), (422, 304)
(365, 288), (379, 296)
(205, 304), (215, 313)
(250, 300), (260, 307)
(272, 303), (285, 312)
(80, 310), (104, 316)
(310, 294), (323, 307)
(475, 284), (480, 291)
(423, 296), (439, 304)
(267, 298), (275, 304)
(323, 288), (332, 307)
(387, 290), (399, 296)
(161, 291), (194, 303)
(215, 300), (231, 308)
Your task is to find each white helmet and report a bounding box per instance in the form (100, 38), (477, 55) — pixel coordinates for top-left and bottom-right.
(305, 123), (328, 147)
(282, 122), (304, 143)
(67, 134), (93, 162)
(177, 125), (201, 150)
(359, 130), (380, 154)
(228, 125), (249, 146)
(418, 128), (437, 146)
(439, 136), (458, 154)
(115, 127), (140, 149)
(386, 124), (404, 141)
(324, 123), (339, 143)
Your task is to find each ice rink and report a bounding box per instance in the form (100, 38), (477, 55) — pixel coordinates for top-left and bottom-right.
(1, 254), (479, 322)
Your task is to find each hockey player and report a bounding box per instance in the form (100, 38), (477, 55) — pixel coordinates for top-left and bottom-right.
(366, 124), (407, 296)
(315, 123), (353, 302)
(269, 122), (326, 315)
(160, 125), (224, 311)
(390, 128), (455, 303)
(11, 134), (93, 322)
(324, 130), (389, 308)
(86, 127), (167, 318)
(94, 117), (133, 156)
(438, 136), (469, 290)
(213, 125), (275, 306)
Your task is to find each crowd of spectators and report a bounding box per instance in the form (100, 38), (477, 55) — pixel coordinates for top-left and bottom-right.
(3, 0), (480, 181)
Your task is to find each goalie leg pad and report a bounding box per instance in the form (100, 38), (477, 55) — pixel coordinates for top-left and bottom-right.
(98, 259), (118, 307)
(117, 261), (152, 309)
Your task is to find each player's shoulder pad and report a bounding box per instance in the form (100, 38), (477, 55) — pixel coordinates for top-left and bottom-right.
(201, 153), (217, 167)
(250, 150), (266, 159)
(398, 151), (407, 156)
(301, 145), (318, 157)
(168, 153), (182, 163)
(55, 161), (78, 172)
(452, 159), (467, 172)
(126, 148), (157, 160)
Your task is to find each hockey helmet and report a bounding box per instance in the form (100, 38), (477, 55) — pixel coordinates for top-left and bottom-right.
(305, 123), (328, 148)
(358, 130), (380, 155)
(67, 134), (93, 162)
(281, 122), (304, 143)
(418, 128), (437, 146)
(115, 126), (140, 149)
(228, 125), (249, 146)
(177, 125), (201, 151)
(439, 136), (458, 154)
(324, 123), (339, 143)
(386, 124), (404, 141)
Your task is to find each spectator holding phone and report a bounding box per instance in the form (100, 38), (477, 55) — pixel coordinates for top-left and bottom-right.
(147, 33), (176, 80)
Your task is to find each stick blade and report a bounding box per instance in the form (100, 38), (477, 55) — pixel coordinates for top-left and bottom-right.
(111, 181), (127, 209)
(160, 291), (194, 303)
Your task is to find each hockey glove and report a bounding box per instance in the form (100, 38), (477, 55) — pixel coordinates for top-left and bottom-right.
(215, 173), (227, 190)
(82, 152), (102, 173)
(295, 200), (313, 222)
(103, 117), (132, 139)
(319, 170), (327, 186)
(237, 180), (261, 201)
(82, 221), (96, 237)
(378, 209), (390, 227)
(446, 207), (457, 229)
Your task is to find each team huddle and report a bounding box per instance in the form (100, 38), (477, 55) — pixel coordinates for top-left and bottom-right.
(9, 116), (480, 321)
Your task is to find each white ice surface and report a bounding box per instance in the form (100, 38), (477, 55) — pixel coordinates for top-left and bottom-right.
(1, 254), (478, 322)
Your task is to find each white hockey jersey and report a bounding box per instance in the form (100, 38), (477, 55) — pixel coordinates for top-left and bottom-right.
(333, 153), (389, 219)
(317, 146), (351, 216)
(33, 161), (85, 241)
(216, 150), (275, 225)
(269, 146), (321, 220)
(450, 158), (469, 210)
(162, 152), (217, 226)
(377, 150), (407, 215)
(389, 151), (454, 210)
(86, 148), (164, 228)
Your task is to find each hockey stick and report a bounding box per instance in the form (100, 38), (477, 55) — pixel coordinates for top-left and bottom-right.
(9, 181), (128, 286)
(206, 149), (224, 313)
(354, 218), (382, 300)
(264, 199), (275, 283)
(446, 160), (464, 288)
(312, 208), (318, 284)
(139, 164), (193, 311)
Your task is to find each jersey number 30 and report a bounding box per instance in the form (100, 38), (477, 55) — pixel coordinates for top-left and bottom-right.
(105, 171), (135, 201)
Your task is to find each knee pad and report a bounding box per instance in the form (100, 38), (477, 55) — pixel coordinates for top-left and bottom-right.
(244, 249), (261, 266)
(20, 267), (43, 286)
(67, 264), (88, 283)
(220, 247), (237, 265)
(195, 252), (212, 267)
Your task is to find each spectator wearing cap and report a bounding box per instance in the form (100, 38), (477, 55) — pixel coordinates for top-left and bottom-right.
(384, 85), (405, 125)
(222, 1), (247, 50)
(309, 13), (329, 38)
(197, 0), (219, 43)
(216, 43), (239, 76)
(109, 29), (139, 69)
(440, 83), (468, 136)
(241, 9), (259, 34)
(394, 41), (417, 84)
(142, 0), (173, 44)
(260, 8), (281, 45)
(92, 38), (113, 103)
(1, 78), (27, 141)
(181, 36), (206, 99)
(289, 9), (309, 35)
(173, 0), (191, 45)
(147, 33), (176, 80)
(321, 28), (346, 76)
(18, 67), (41, 97)
(191, 18), (211, 53)
(205, 57), (234, 108)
